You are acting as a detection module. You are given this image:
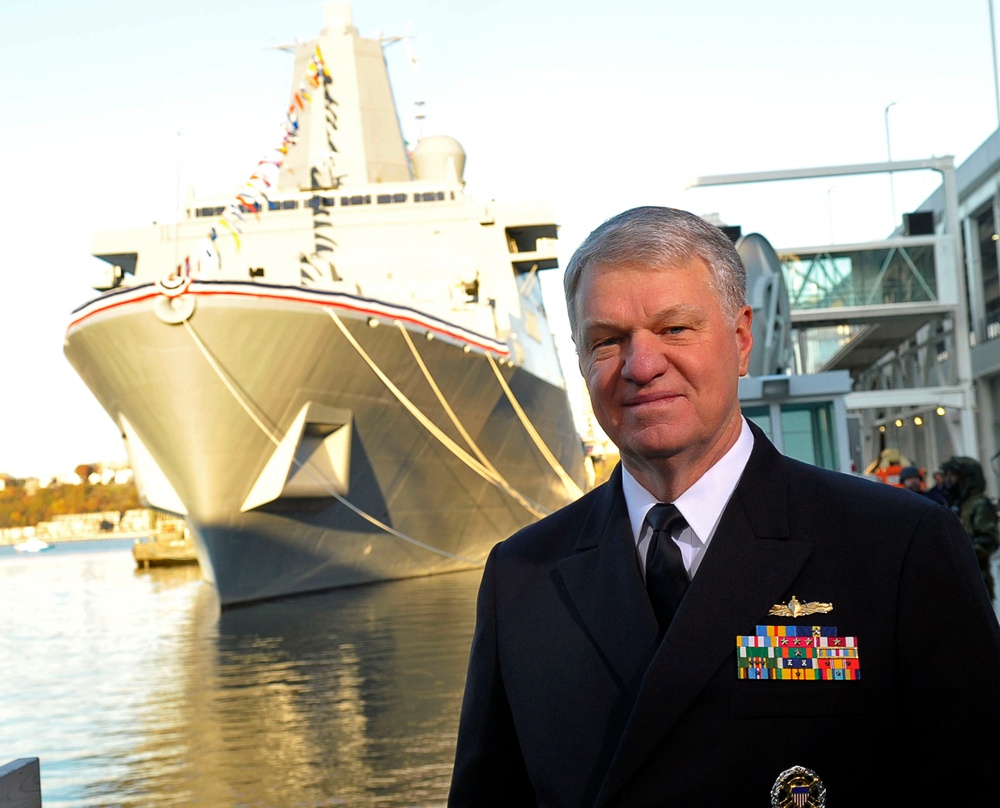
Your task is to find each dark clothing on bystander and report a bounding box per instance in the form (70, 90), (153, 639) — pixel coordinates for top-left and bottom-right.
(940, 456), (999, 600)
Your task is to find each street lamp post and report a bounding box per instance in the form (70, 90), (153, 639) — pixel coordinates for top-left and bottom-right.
(885, 101), (897, 230)
(990, 0), (1000, 128)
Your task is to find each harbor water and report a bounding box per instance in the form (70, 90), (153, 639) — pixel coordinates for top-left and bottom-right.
(0, 539), (481, 807)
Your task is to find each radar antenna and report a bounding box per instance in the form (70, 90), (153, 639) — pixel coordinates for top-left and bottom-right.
(380, 22), (426, 138)
(266, 38), (301, 53)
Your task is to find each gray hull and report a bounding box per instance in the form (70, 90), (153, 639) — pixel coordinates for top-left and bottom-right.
(65, 281), (586, 605)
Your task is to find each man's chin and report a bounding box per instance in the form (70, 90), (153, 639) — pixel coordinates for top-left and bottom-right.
(619, 435), (689, 465)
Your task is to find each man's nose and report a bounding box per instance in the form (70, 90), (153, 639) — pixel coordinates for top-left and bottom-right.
(621, 332), (667, 383)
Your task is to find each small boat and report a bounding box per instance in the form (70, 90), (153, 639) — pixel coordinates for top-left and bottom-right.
(133, 520), (199, 569)
(13, 536), (53, 553)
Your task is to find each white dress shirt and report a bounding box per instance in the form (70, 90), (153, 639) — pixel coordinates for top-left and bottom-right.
(622, 417), (754, 580)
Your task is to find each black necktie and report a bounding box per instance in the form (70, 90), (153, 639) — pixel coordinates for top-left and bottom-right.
(645, 503), (690, 632)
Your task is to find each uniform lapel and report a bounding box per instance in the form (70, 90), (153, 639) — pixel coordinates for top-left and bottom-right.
(595, 426), (814, 803)
(554, 465), (661, 687)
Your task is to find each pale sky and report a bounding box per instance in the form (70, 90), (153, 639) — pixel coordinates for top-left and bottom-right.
(2, 0), (999, 478)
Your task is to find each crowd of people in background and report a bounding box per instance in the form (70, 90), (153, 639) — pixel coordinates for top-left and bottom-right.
(899, 457), (999, 601)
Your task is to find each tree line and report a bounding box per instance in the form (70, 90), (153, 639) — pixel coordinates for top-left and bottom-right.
(0, 480), (141, 528)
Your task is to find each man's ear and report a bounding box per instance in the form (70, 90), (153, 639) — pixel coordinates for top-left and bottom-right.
(736, 305), (754, 377)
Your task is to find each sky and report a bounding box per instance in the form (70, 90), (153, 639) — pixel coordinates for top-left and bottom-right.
(2, 0), (1000, 479)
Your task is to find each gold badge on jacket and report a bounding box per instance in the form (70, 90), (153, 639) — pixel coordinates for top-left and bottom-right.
(768, 596), (832, 617)
(770, 765), (826, 807)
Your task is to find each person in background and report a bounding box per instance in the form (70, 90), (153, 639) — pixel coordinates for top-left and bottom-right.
(940, 456), (999, 601)
(448, 206), (1000, 807)
(899, 464), (948, 507)
(925, 468), (949, 505)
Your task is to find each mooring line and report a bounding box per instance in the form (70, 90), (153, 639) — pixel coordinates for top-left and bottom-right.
(395, 321), (501, 476)
(327, 310), (549, 518)
(485, 352), (584, 500)
(180, 316), (485, 563)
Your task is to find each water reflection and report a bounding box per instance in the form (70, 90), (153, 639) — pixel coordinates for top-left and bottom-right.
(129, 574), (478, 806)
(1, 543), (480, 807)
(213, 576), (474, 805)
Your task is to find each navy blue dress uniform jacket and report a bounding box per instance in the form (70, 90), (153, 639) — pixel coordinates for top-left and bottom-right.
(448, 422), (1000, 806)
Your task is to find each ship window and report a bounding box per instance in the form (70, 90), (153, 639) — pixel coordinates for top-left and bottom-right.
(341, 195), (371, 206)
(414, 192), (445, 202)
(269, 201), (281, 211)
(506, 225), (559, 253)
(394, 193), (407, 202)
(323, 196), (337, 206)
(282, 200), (298, 210)
(378, 194), (391, 204)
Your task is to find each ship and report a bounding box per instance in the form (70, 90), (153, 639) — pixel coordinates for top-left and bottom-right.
(64, 2), (587, 607)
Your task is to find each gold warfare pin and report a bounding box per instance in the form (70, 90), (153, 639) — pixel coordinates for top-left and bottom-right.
(770, 765), (826, 807)
(768, 596), (833, 618)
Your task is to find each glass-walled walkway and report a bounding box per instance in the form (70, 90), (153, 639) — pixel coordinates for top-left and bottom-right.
(781, 237), (939, 310)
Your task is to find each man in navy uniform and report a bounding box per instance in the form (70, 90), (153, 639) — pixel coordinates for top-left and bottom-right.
(449, 206), (1000, 806)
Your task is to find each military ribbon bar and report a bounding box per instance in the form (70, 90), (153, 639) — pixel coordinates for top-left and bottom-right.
(736, 625), (860, 680)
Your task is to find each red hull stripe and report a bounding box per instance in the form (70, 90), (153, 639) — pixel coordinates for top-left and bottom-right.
(67, 280), (512, 357)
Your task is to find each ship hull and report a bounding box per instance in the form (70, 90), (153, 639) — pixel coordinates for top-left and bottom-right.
(65, 281), (586, 605)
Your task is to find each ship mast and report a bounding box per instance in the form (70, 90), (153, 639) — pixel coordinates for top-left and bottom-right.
(278, 2), (412, 192)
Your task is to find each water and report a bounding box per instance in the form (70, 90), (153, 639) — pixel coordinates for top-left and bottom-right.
(0, 539), (481, 807)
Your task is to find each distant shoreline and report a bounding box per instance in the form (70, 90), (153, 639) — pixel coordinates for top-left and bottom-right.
(0, 531), (151, 547)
